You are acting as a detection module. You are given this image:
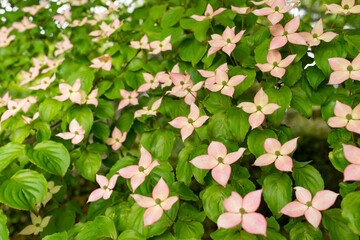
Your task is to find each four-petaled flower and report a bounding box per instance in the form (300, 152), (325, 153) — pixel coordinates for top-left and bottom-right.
(138, 73), (160, 92)
(90, 54), (112, 71)
(87, 174), (119, 202)
(118, 89), (139, 109)
(149, 36), (172, 54)
(190, 141), (246, 187)
(134, 97), (163, 118)
(254, 137), (298, 172)
(217, 190), (267, 236)
(299, 19), (338, 47)
(54, 34), (73, 56)
(19, 212), (51, 235)
(207, 70), (246, 97)
(105, 127), (127, 151)
(198, 63), (229, 89)
(256, 50), (296, 78)
(343, 144), (360, 182)
(327, 101), (360, 134)
(237, 88), (281, 129)
(12, 16), (37, 32)
(56, 119), (85, 144)
(231, 6), (252, 14)
(328, 53), (360, 84)
(53, 78), (83, 105)
(85, 88), (98, 106)
(0, 99), (27, 123)
(169, 103), (209, 141)
(252, 0), (294, 25)
(280, 187), (338, 229)
(131, 178), (178, 226)
(190, 4), (226, 21)
(130, 34), (150, 50)
(22, 112), (40, 124)
(208, 27), (245, 56)
(325, 0), (360, 15)
(42, 181), (62, 206)
(118, 145), (160, 192)
(29, 74), (56, 90)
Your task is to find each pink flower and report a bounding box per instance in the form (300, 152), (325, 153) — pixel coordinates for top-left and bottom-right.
(217, 190), (267, 236)
(118, 90), (139, 109)
(328, 53), (360, 84)
(71, 0), (88, 6)
(87, 174), (118, 202)
(299, 19), (337, 47)
(134, 97), (163, 118)
(89, 19), (123, 41)
(325, 0), (360, 15)
(53, 78), (83, 105)
(252, 0), (294, 25)
(237, 88), (281, 129)
(167, 72), (203, 105)
(0, 99), (27, 123)
(280, 187), (338, 229)
(157, 64), (180, 88)
(130, 34), (150, 50)
(22, 96), (37, 113)
(231, 6), (252, 14)
(168, 103), (209, 141)
(90, 54), (112, 71)
(251, 0), (274, 6)
(53, 9), (72, 26)
(56, 119), (85, 144)
(256, 50), (296, 78)
(22, 1), (48, 15)
(149, 36), (172, 54)
(198, 63), (229, 88)
(206, 70), (246, 97)
(29, 74), (56, 90)
(190, 4), (226, 21)
(105, 127), (127, 151)
(0, 92), (11, 108)
(269, 16), (307, 50)
(131, 178), (178, 226)
(118, 145), (159, 192)
(208, 27), (245, 56)
(327, 101), (360, 134)
(20, 67), (40, 86)
(254, 137), (298, 172)
(54, 34), (73, 56)
(41, 58), (65, 73)
(22, 112), (39, 124)
(103, 1), (120, 15)
(190, 141), (246, 187)
(85, 89), (98, 106)
(68, 17), (88, 27)
(343, 144), (360, 182)
(12, 16), (37, 32)
(138, 73), (160, 92)
(0, 29), (15, 47)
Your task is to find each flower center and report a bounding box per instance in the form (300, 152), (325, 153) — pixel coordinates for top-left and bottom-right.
(44, 81), (48, 84)
(103, 185), (108, 190)
(159, 44), (163, 48)
(312, 33), (318, 39)
(12, 106), (16, 110)
(188, 118), (194, 124)
(138, 166), (145, 172)
(306, 201), (312, 207)
(346, 114), (352, 120)
(180, 81), (185, 85)
(283, 31), (288, 36)
(155, 198), (162, 205)
(35, 223), (41, 227)
(256, 105), (262, 111)
(74, 131), (79, 135)
(69, 89), (73, 93)
(226, 38), (231, 44)
(217, 157), (224, 163)
(275, 150), (281, 156)
(273, 61), (278, 67)
(347, 65), (353, 72)
(115, 138), (120, 142)
(150, 80), (154, 84)
(128, 96), (132, 99)
(344, 4), (350, 10)
(274, 6), (280, 11)
(239, 208), (246, 215)
(206, 13), (211, 17)
(222, 81), (227, 86)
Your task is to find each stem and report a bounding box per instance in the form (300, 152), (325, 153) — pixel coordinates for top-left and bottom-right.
(193, 129), (203, 144)
(331, 14), (338, 29)
(209, 22), (215, 34)
(349, 79), (353, 96)
(121, 49), (141, 72)
(232, 53), (239, 66)
(163, 210), (175, 224)
(241, 16), (244, 30)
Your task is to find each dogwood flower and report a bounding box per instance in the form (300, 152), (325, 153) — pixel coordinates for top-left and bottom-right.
(54, 34), (73, 56)
(252, 0), (294, 25)
(71, 0), (88, 6)
(138, 73), (160, 92)
(105, 127), (127, 151)
(131, 178), (178, 226)
(256, 50), (296, 78)
(269, 16), (307, 50)
(190, 141), (246, 187)
(53, 78), (83, 105)
(85, 89), (98, 106)
(118, 145), (160, 192)
(118, 89), (139, 109)
(328, 53), (360, 84)
(20, 96), (36, 113)
(68, 17), (89, 27)
(343, 144), (360, 182)
(156, 63), (180, 88)
(89, 19), (123, 41)
(56, 119), (85, 144)
(299, 19), (337, 47)
(237, 88), (281, 129)
(208, 27), (245, 56)
(327, 101), (360, 134)
(324, 0), (360, 15)
(103, 1), (120, 15)
(53, 9), (72, 26)
(251, 0), (274, 5)
(217, 190), (267, 236)
(134, 97), (163, 118)
(130, 34), (150, 50)
(29, 74), (56, 90)
(0, 99), (27, 123)
(168, 71), (194, 93)
(207, 70), (246, 97)
(12, 16), (37, 32)
(90, 54), (112, 71)
(20, 68), (40, 86)
(199, 63), (229, 88)
(231, 6), (252, 14)
(22, 112), (40, 124)
(22, 1), (48, 15)
(0, 33), (15, 48)
(87, 174), (119, 202)
(19, 212), (51, 235)
(169, 103), (209, 141)
(0, 92), (10, 108)
(190, 4), (226, 21)
(149, 35), (172, 54)
(41, 58), (65, 73)
(254, 137), (298, 171)
(42, 181), (62, 206)
(280, 187), (338, 229)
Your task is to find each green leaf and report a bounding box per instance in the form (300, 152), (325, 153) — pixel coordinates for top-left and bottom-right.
(75, 216), (117, 240)
(207, 112), (232, 139)
(161, 6), (184, 28)
(92, 121), (110, 141)
(322, 209), (358, 240)
(226, 107), (250, 143)
(141, 129), (175, 163)
(25, 141), (70, 176)
(33, 121), (51, 142)
(247, 129), (277, 157)
(179, 38), (207, 66)
(282, 62), (303, 87)
(174, 220), (204, 240)
(116, 111), (135, 133)
(176, 146), (194, 186)
(204, 92), (232, 114)
(201, 185), (232, 222)
(68, 105), (94, 134)
(42, 205), (76, 236)
(118, 230), (145, 240)
(265, 86), (292, 126)
(292, 164), (324, 195)
(344, 35), (360, 52)
(68, 68), (95, 94)
(0, 142), (25, 172)
(42, 232), (67, 240)
(0, 210), (9, 240)
(94, 99), (115, 119)
(210, 228), (242, 240)
(39, 99), (63, 122)
(341, 191), (360, 235)
(263, 173), (292, 218)
(328, 147), (349, 173)
(254, 39), (270, 63)
(172, 182), (199, 201)
(178, 203), (205, 222)
(306, 66), (325, 89)
(0, 169), (47, 210)
(190, 144), (209, 184)
(289, 222), (322, 240)
(290, 86), (312, 118)
(74, 149), (101, 181)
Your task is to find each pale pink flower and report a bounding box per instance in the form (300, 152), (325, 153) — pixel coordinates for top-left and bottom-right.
(102, 1), (120, 15)
(53, 9), (72, 26)
(207, 70), (246, 97)
(254, 137), (298, 172)
(90, 54), (112, 71)
(190, 141), (246, 187)
(12, 17), (37, 32)
(56, 119), (85, 144)
(20, 67), (40, 86)
(237, 88), (281, 129)
(33, 57), (48, 69)
(251, 0), (274, 5)
(105, 127), (127, 151)
(53, 78), (83, 105)
(41, 58), (65, 73)
(149, 36), (172, 54)
(231, 6), (252, 14)
(252, 0), (294, 25)
(167, 72), (203, 105)
(190, 4), (226, 21)
(299, 19), (337, 47)
(54, 34), (73, 56)
(208, 27), (245, 56)
(168, 103), (209, 141)
(71, 0), (88, 6)
(328, 53), (360, 84)
(134, 97), (163, 118)
(22, 1), (48, 15)
(280, 187), (338, 229)
(138, 73), (160, 92)
(131, 178), (178, 226)
(118, 90), (139, 109)
(89, 19), (123, 41)
(29, 74), (56, 90)
(0, 29), (15, 47)
(0, 26), (13, 36)
(217, 190), (267, 236)
(130, 34), (150, 50)
(21, 96), (37, 113)
(256, 50), (296, 78)
(118, 145), (160, 191)
(69, 17), (88, 27)
(0, 92), (11, 108)
(22, 112), (39, 124)
(87, 174), (118, 202)
(85, 89), (98, 106)
(327, 101), (360, 134)
(343, 144), (360, 182)
(198, 63), (229, 88)
(324, 0), (360, 15)
(156, 63), (180, 88)
(0, 99), (27, 123)
(269, 16), (307, 50)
